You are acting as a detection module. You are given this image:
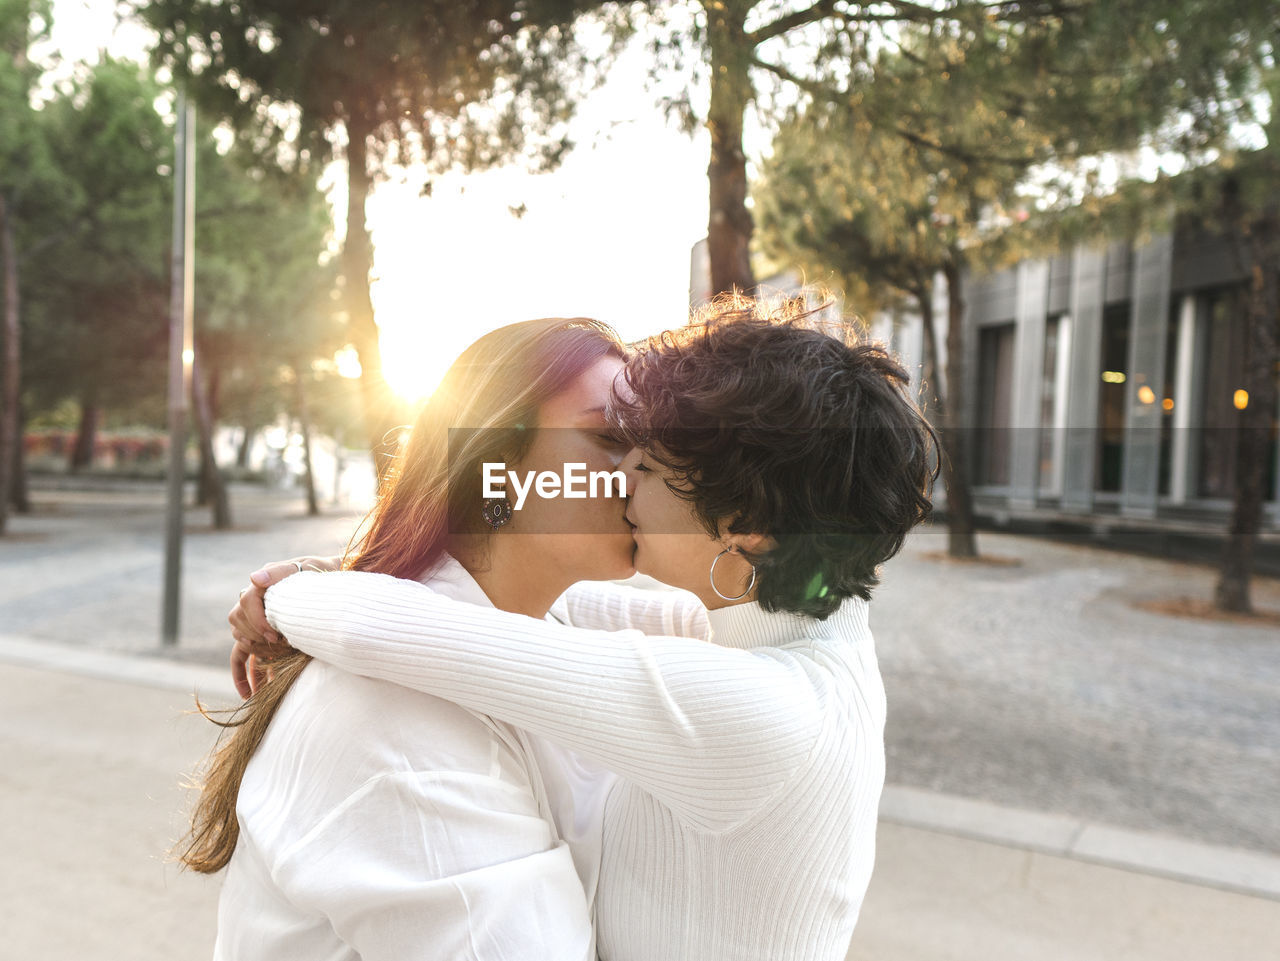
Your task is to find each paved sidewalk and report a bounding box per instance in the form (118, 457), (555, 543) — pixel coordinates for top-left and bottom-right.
(3, 479), (1279, 957)
(0, 657), (229, 961)
(850, 822), (1279, 961)
(1, 649), (1276, 961)
(0, 481), (363, 660)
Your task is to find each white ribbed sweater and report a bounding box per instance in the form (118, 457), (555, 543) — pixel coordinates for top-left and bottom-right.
(265, 571), (886, 961)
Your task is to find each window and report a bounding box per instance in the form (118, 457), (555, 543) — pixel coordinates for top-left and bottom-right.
(1158, 303), (1181, 496)
(1096, 303), (1130, 493)
(976, 323), (1015, 486)
(1196, 287), (1278, 501)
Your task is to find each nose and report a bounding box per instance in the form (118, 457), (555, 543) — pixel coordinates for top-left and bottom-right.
(619, 446), (643, 496)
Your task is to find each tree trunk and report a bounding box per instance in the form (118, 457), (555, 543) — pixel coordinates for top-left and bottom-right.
(331, 427), (345, 505)
(69, 401), (100, 472)
(10, 399), (29, 513)
(0, 193), (18, 534)
(191, 350), (232, 529)
(916, 282), (941, 415)
(915, 283), (948, 551)
(236, 423), (255, 468)
(942, 261), (978, 558)
(294, 368), (320, 517)
(195, 429), (209, 505)
(1215, 213), (1279, 613)
(343, 112), (399, 485)
(705, 1), (756, 297)
(195, 358), (221, 506)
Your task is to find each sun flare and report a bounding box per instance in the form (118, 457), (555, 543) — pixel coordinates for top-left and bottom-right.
(375, 322), (466, 406)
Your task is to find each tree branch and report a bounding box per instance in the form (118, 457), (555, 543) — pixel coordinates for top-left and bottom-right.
(888, 122), (1038, 169)
(751, 56), (1040, 169)
(876, 0), (1083, 25)
(974, 0), (1088, 19)
(747, 0), (840, 47)
(750, 56), (834, 100)
(881, 0), (955, 23)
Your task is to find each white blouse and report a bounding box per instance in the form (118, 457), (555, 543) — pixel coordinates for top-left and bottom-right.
(265, 567), (886, 961)
(215, 558), (595, 961)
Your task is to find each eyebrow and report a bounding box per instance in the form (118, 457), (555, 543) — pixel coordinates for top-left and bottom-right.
(579, 407), (608, 416)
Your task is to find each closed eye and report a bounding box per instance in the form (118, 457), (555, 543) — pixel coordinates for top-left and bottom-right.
(595, 432), (631, 452)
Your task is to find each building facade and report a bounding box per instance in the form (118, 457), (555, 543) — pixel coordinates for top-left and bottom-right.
(688, 228), (1279, 536)
(878, 231), (1279, 532)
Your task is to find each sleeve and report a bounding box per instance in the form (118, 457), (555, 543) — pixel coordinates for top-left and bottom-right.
(549, 579), (710, 640)
(265, 571), (825, 833)
(272, 771), (592, 961)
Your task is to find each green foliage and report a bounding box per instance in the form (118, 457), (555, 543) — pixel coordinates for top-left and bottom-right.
(194, 137), (336, 350)
(135, 0), (608, 175)
(192, 131), (345, 432)
(0, 0), (53, 184)
(755, 25), (1059, 314)
(1007, 2), (1279, 248)
(12, 51), (343, 434)
(1, 1), (61, 272)
(20, 58), (172, 415)
(133, 0), (620, 458)
(757, 0), (1280, 306)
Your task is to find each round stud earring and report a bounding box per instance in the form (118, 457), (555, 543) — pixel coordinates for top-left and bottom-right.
(481, 497), (513, 530)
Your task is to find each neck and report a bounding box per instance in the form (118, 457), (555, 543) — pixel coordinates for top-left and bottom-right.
(449, 536), (568, 618)
(701, 592), (756, 611)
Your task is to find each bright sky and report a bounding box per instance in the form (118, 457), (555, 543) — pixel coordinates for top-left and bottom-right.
(45, 0), (711, 402)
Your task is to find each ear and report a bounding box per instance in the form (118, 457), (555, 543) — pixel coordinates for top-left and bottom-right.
(722, 531), (776, 556)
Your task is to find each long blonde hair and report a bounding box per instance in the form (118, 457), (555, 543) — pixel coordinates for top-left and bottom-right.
(177, 317), (625, 873)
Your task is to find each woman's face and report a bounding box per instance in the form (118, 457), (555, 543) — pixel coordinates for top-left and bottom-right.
(498, 355), (636, 583)
(620, 447), (762, 609)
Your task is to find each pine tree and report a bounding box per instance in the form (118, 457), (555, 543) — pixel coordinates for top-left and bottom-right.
(138, 0), (603, 480)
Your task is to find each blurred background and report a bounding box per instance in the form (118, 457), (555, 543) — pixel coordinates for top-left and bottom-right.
(0, 1), (1277, 958)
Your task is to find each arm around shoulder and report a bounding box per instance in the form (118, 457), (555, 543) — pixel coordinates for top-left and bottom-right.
(265, 570), (827, 832)
(554, 578), (709, 639)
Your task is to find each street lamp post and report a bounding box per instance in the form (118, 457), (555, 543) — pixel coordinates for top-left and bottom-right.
(162, 93), (195, 646)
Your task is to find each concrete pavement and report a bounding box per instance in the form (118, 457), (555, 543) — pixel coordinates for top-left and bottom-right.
(873, 526), (1280, 857)
(852, 820), (1280, 961)
(0, 479), (363, 660)
(0, 656), (228, 961)
(2, 478), (1279, 958)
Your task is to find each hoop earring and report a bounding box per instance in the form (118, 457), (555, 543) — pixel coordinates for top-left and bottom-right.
(709, 548), (756, 602)
(481, 497), (513, 530)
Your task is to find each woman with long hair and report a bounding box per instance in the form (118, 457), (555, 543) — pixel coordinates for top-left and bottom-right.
(229, 293), (937, 960)
(184, 317), (636, 960)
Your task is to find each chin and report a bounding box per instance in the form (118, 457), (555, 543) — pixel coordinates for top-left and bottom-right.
(604, 551), (637, 581)
(632, 553), (689, 594)
(630, 549), (662, 586)
(580, 539), (636, 582)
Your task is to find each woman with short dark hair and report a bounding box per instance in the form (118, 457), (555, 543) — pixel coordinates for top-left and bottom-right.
(232, 292), (937, 961)
(612, 298), (933, 616)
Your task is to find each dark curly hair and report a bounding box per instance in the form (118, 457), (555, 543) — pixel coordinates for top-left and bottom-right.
(612, 292), (937, 619)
